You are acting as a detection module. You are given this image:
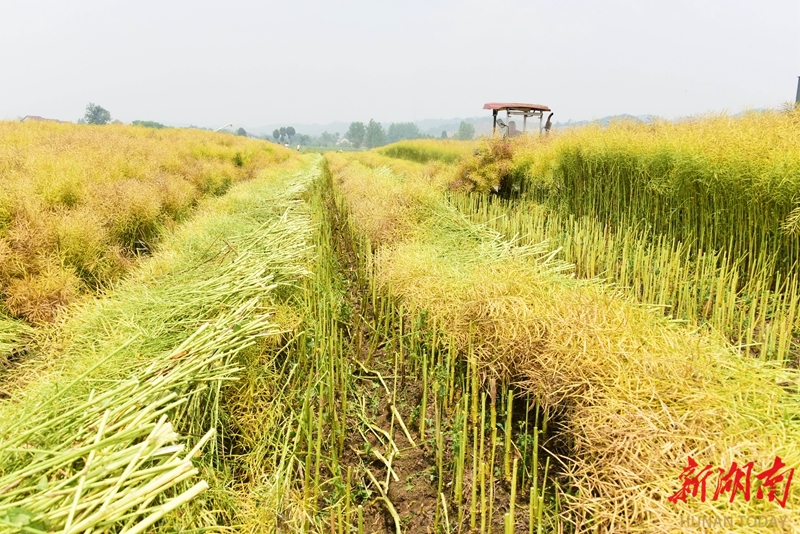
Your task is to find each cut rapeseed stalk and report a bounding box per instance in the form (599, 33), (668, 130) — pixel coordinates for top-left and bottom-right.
(0, 300), (276, 533)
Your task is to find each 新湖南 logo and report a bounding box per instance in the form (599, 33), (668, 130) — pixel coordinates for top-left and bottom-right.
(668, 455), (794, 508)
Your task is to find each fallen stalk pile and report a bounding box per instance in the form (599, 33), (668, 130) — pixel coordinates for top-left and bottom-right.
(0, 161), (316, 531)
(0, 303), (274, 532)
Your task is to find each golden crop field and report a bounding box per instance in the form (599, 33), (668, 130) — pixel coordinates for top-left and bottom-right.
(377, 138), (480, 164)
(1, 113), (798, 533)
(0, 121), (293, 323)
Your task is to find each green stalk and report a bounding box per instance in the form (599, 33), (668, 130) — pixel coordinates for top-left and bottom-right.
(470, 424), (479, 531)
(529, 489), (536, 534)
(479, 459), (487, 534)
(489, 379), (497, 528)
(434, 380), (443, 530)
(440, 492), (451, 533)
(455, 395), (467, 524)
(509, 457), (518, 526)
(504, 389), (513, 480)
(420, 350), (428, 441)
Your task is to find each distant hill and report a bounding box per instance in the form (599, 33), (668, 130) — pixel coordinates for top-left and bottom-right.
(554, 114), (660, 129)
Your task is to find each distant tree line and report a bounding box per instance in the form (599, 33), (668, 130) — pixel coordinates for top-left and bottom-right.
(71, 104), (477, 148)
(341, 119), (475, 149)
(278, 119), (476, 150)
(273, 127), (296, 144)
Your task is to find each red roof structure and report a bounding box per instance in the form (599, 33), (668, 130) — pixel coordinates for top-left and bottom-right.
(483, 102), (551, 112)
(484, 102), (553, 135)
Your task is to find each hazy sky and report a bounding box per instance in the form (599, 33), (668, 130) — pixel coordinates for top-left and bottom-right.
(2, 0), (798, 128)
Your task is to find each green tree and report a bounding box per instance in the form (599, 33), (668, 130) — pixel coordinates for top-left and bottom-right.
(441, 130), (448, 139)
(273, 129), (280, 141)
(386, 122), (421, 143)
(346, 122), (366, 149)
(84, 103), (111, 125)
(236, 127), (247, 136)
(364, 119), (386, 149)
(456, 121), (475, 140)
(318, 131), (337, 147)
(286, 126), (296, 140)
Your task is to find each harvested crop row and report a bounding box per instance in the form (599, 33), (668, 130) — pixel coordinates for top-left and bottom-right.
(0, 121), (294, 323)
(0, 159), (315, 532)
(326, 152), (800, 532)
(450, 193), (800, 363)
(376, 128), (800, 364)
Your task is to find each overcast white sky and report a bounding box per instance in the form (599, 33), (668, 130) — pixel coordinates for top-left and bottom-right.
(1, 0), (798, 127)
